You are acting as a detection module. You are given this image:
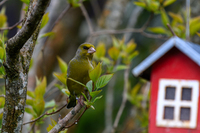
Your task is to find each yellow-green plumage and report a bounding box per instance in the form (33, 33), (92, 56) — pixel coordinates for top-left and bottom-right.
(67, 43), (96, 108)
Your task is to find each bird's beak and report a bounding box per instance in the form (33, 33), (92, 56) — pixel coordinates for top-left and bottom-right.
(88, 47), (96, 54)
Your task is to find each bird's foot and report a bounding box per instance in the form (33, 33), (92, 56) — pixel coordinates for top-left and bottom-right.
(78, 97), (85, 106)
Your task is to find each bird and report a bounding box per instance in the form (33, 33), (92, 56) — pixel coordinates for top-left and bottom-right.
(66, 43), (96, 108)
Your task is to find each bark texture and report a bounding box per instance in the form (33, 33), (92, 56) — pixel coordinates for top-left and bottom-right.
(1, 0), (50, 132)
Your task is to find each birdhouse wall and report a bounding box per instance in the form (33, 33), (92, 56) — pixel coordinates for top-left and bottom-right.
(149, 47), (200, 133)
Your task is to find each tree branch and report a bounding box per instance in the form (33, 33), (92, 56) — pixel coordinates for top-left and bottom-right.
(63, 106), (88, 129)
(48, 96), (85, 133)
(1, 0), (50, 132)
(112, 67), (130, 132)
(0, 19), (23, 31)
(167, 23), (176, 36)
(80, 2), (93, 34)
(6, 0), (50, 56)
(23, 103), (68, 125)
(0, 0), (7, 6)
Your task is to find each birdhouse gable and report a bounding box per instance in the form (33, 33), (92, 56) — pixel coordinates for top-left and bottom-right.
(132, 36), (200, 79)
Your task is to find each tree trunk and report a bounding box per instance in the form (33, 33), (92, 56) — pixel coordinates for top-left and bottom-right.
(1, 0), (50, 132)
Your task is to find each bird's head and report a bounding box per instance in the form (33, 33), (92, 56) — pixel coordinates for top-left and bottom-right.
(76, 43), (96, 59)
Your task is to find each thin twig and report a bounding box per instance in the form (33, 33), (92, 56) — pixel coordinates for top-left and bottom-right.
(186, 0), (190, 40)
(0, 0), (7, 6)
(41, 4), (71, 76)
(91, 28), (142, 36)
(0, 95), (5, 98)
(0, 19), (23, 31)
(167, 23), (176, 36)
(41, 48), (46, 76)
(140, 12), (154, 31)
(23, 103), (68, 125)
(112, 67), (130, 133)
(80, 2), (93, 33)
(44, 79), (58, 99)
(27, 122), (36, 133)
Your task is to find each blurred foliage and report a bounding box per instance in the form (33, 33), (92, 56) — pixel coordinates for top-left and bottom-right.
(134, 0), (200, 38)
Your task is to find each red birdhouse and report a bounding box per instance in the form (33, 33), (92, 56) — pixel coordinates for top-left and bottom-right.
(133, 36), (200, 133)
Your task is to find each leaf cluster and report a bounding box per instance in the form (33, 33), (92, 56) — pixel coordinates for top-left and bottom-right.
(25, 77), (56, 123)
(134, 0), (200, 38)
(53, 56), (70, 96)
(94, 36), (139, 73)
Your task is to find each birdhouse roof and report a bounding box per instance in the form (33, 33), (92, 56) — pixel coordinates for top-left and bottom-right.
(132, 36), (200, 80)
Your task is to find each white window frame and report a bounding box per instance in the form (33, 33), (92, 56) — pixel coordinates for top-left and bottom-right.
(156, 79), (199, 128)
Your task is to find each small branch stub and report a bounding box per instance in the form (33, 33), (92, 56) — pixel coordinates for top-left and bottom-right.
(167, 23), (176, 36)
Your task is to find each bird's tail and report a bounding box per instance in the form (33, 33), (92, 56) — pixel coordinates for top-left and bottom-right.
(67, 95), (76, 108)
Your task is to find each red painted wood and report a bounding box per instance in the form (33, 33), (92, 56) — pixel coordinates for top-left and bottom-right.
(149, 47), (200, 133)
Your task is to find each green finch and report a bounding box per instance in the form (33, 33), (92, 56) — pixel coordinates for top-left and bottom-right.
(66, 43), (96, 108)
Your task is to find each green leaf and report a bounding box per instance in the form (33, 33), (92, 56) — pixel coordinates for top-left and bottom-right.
(163, 0), (176, 7)
(148, 1), (160, 12)
(81, 92), (89, 102)
(50, 117), (57, 126)
(40, 13), (49, 29)
(125, 39), (137, 54)
(190, 23), (200, 36)
(35, 77), (46, 98)
(53, 72), (66, 85)
(20, 0), (30, 4)
(128, 51), (139, 61)
(86, 80), (93, 92)
(29, 58), (33, 69)
(168, 12), (183, 23)
(57, 56), (68, 73)
(115, 65), (128, 71)
(45, 100), (56, 108)
(25, 107), (37, 117)
(27, 90), (35, 98)
(197, 32), (200, 37)
(0, 14), (7, 28)
(0, 112), (3, 120)
(108, 47), (120, 61)
(90, 90), (102, 98)
(33, 99), (45, 116)
(54, 84), (63, 91)
(100, 57), (111, 65)
(26, 99), (34, 106)
(0, 47), (4, 59)
(134, 1), (146, 8)
(0, 97), (5, 108)
(68, 0), (81, 7)
(160, 8), (170, 27)
(47, 124), (54, 132)
(89, 62), (102, 83)
(94, 42), (106, 59)
(190, 16), (200, 36)
(0, 66), (5, 76)
(96, 74), (113, 89)
(93, 95), (103, 103)
(67, 77), (86, 87)
(39, 32), (55, 39)
(112, 36), (120, 48)
(61, 89), (70, 96)
(147, 27), (167, 34)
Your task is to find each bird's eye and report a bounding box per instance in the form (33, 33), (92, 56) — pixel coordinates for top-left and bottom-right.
(83, 46), (89, 50)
